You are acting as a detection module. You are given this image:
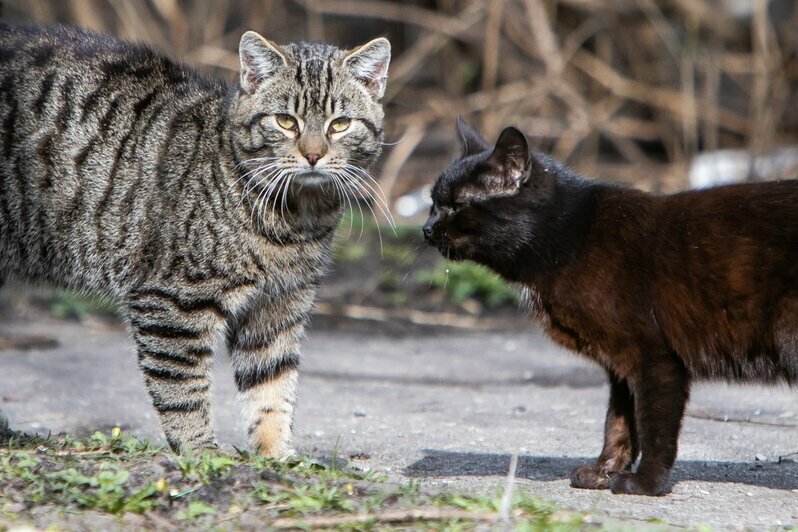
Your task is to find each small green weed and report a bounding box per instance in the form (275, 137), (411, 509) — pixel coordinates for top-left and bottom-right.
(416, 261), (518, 309)
(38, 290), (119, 320)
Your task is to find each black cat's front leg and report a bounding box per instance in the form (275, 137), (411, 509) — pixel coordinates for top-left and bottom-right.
(609, 353), (690, 496)
(571, 373), (639, 489)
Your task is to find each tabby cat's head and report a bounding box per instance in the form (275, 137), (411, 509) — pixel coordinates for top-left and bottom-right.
(231, 31), (390, 197)
(424, 118), (556, 265)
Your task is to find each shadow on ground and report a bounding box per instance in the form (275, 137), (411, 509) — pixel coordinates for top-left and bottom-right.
(405, 450), (798, 491)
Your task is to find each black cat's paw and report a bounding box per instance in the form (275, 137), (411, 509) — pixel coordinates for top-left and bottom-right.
(608, 471), (664, 496)
(570, 465), (609, 489)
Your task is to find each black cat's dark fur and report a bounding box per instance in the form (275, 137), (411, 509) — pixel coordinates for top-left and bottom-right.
(424, 118), (798, 496)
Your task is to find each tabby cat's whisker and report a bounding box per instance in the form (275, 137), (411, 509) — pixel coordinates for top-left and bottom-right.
(340, 167), (396, 232)
(338, 169), (384, 254)
(379, 135), (405, 146)
(329, 171), (356, 239)
(254, 169), (287, 233)
(343, 164), (396, 229)
(239, 165), (283, 209)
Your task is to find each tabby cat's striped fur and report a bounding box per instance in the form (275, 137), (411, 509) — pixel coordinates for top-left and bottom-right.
(0, 24), (390, 456)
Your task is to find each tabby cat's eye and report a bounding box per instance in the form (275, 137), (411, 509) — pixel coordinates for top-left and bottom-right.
(275, 114), (298, 131)
(328, 117), (351, 134)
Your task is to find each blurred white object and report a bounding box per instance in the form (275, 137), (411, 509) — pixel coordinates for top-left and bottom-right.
(394, 184), (432, 218)
(688, 147), (798, 189)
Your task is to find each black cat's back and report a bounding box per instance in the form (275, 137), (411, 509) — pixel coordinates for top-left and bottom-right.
(650, 180), (798, 383)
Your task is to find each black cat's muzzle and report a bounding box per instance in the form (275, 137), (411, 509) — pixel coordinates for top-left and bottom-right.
(422, 217), (469, 260)
(422, 216), (442, 246)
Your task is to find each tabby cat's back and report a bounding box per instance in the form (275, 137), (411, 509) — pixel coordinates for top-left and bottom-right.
(0, 23), (391, 456)
(0, 23), (233, 292)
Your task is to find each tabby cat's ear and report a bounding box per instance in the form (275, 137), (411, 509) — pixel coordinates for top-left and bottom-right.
(343, 38), (391, 100)
(488, 126), (532, 189)
(456, 116), (491, 157)
(239, 31), (288, 94)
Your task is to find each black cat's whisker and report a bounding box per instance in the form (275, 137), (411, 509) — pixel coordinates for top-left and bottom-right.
(399, 243), (427, 285)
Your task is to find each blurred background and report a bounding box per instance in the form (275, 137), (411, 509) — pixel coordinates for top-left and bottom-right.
(2, 0), (798, 327)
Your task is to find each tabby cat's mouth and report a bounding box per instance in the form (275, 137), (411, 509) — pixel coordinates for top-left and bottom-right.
(293, 169), (332, 186)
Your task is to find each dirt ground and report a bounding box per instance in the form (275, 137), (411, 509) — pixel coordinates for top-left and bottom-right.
(2, 310), (797, 530)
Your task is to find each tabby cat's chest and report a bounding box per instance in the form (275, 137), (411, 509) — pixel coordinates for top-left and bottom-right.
(244, 224), (337, 287)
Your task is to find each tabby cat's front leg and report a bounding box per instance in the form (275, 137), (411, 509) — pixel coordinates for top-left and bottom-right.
(128, 290), (226, 453)
(229, 287), (315, 458)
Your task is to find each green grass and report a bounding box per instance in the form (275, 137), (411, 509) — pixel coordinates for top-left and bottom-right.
(0, 429), (591, 530)
(34, 290), (120, 320)
(416, 261), (518, 309)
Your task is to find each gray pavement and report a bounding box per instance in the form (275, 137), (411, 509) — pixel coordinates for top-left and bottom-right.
(1, 316), (797, 529)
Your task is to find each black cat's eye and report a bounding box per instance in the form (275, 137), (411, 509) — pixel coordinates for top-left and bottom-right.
(453, 200), (470, 211)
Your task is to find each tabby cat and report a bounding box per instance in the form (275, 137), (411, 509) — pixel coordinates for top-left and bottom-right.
(0, 23), (390, 456)
(424, 118), (798, 495)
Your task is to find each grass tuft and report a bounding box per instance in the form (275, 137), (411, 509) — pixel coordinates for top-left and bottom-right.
(0, 429), (588, 530)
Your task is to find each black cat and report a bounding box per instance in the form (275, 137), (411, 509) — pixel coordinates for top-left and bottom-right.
(423, 118), (798, 495)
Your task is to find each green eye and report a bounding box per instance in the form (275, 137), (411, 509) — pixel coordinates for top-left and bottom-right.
(275, 114), (298, 131)
(329, 117), (351, 134)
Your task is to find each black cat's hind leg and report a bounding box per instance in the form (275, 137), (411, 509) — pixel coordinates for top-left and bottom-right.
(609, 353), (690, 496)
(571, 373), (639, 489)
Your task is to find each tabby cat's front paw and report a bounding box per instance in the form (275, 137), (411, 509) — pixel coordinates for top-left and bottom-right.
(608, 471), (665, 496)
(570, 465), (609, 489)
(254, 442), (296, 460)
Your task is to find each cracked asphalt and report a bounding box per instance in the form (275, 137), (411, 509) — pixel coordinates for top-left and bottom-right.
(1, 315), (797, 529)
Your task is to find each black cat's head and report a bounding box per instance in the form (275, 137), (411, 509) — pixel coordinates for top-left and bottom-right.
(423, 118), (555, 268)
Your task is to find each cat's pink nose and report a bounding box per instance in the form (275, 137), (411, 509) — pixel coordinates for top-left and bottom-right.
(304, 153), (321, 166)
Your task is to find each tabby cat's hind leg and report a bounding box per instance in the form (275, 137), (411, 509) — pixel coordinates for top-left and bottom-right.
(229, 288), (314, 458)
(127, 290), (226, 453)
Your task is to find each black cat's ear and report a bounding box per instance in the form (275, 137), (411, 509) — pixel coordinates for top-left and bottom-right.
(239, 31), (288, 94)
(456, 116), (491, 157)
(343, 38), (391, 100)
(488, 126), (531, 189)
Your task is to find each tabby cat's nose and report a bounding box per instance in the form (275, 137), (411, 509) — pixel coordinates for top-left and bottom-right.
(304, 153), (321, 166)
